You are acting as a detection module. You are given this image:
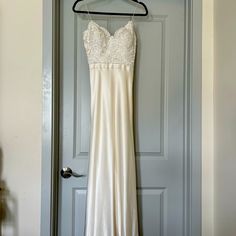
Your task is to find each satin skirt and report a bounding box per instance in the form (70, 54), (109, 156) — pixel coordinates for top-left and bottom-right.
(85, 63), (139, 236)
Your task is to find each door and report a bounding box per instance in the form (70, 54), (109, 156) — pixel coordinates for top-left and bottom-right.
(59, 0), (189, 235)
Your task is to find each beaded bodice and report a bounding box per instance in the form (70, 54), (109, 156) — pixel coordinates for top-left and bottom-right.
(83, 20), (136, 65)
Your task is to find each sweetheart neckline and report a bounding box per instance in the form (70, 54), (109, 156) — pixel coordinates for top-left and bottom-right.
(87, 20), (134, 38)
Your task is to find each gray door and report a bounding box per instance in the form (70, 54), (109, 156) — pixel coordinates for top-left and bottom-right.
(59, 0), (188, 235)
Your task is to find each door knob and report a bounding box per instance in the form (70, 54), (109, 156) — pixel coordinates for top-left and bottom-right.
(60, 167), (86, 178)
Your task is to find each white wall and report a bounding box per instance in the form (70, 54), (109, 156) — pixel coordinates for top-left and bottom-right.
(0, 0), (42, 236)
(214, 0), (236, 235)
(202, 0), (214, 235)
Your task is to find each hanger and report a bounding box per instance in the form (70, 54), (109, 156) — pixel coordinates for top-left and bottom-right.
(72, 0), (148, 16)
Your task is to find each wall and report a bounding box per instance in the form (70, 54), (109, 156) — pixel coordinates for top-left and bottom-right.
(0, 0), (42, 236)
(214, 0), (236, 235)
(202, 0), (214, 235)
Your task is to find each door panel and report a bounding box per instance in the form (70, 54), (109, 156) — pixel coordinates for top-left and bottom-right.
(59, 0), (186, 235)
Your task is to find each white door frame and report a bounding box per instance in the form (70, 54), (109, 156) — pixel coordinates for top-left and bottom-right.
(41, 0), (202, 235)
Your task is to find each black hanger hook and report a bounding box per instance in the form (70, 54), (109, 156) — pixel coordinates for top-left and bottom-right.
(72, 0), (148, 16)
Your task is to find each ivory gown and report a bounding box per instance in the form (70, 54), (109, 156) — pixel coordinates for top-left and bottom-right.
(83, 19), (139, 236)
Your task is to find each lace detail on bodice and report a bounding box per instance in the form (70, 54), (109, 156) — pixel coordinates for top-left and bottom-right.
(83, 20), (136, 65)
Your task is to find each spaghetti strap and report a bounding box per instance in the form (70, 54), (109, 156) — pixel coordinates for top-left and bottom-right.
(131, 4), (137, 22)
(85, 3), (93, 21)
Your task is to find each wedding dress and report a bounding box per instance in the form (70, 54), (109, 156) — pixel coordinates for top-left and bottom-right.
(83, 18), (139, 236)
